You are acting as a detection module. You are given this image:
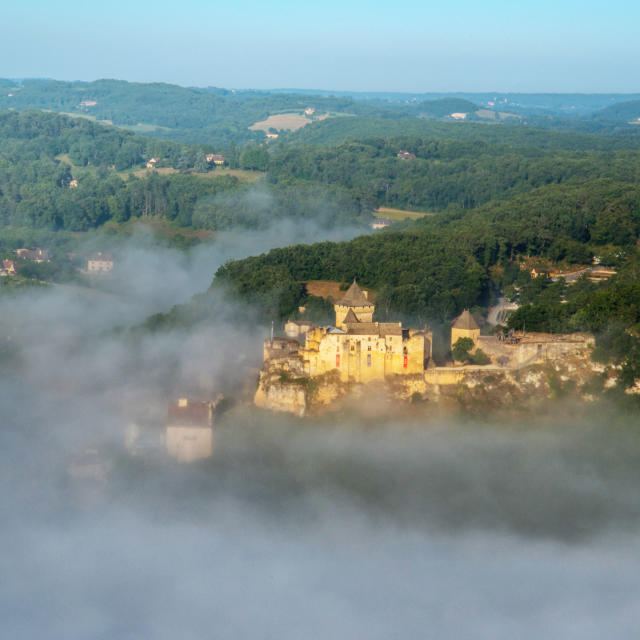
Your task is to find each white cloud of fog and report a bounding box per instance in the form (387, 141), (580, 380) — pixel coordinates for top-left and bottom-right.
(2, 220), (640, 638)
(3, 417), (640, 639)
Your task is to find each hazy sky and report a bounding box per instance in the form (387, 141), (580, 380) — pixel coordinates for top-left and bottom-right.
(2, 0), (639, 92)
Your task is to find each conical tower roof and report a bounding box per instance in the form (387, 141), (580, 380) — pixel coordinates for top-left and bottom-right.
(336, 280), (371, 307)
(452, 309), (479, 330)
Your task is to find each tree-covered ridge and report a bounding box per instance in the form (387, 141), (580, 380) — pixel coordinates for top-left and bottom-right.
(411, 180), (640, 259)
(592, 100), (640, 123)
(0, 109), (187, 166)
(211, 179), (640, 326)
(213, 230), (488, 323)
(280, 116), (640, 149)
(267, 135), (640, 212)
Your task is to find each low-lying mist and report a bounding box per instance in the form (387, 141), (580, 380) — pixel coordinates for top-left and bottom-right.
(1, 217), (640, 638)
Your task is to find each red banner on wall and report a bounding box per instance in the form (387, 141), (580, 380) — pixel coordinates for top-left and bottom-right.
(336, 354), (340, 368)
(403, 355), (408, 368)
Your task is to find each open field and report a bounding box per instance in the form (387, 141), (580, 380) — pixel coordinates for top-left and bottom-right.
(249, 112), (329, 132)
(303, 280), (376, 302)
(475, 109), (520, 121)
(124, 167), (265, 182)
(374, 207), (434, 221)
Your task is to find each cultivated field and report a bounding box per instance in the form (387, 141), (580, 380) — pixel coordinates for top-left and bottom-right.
(249, 113), (329, 132)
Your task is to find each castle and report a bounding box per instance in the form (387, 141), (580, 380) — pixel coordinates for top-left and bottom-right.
(256, 281), (593, 415)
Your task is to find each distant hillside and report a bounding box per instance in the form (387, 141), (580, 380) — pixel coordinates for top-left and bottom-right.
(593, 100), (640, 123)
(280, 116), (640, 150)
(0, 79), (398, 146)
(416, 98), (478, 118)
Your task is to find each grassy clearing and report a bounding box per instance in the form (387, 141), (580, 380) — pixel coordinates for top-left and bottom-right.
(303, 280), (376, 302)
(374, 207), (434, 221)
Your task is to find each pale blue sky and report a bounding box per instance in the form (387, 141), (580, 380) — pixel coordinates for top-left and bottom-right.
(2, 0), (638, 92)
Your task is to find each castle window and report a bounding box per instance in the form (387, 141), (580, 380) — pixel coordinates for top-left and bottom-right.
(367, 345), (371, 351)
(367, 353), (372, 367)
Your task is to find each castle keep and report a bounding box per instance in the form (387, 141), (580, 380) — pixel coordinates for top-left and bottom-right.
(302, 281), (432, 383)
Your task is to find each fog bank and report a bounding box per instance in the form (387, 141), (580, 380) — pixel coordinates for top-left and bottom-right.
(2, 223), (640, 638)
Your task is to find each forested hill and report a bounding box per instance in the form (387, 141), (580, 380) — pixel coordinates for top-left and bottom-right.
(592, 100), (640, 123)
(214, 178), (640, 320)
(0, 110), (372, 232)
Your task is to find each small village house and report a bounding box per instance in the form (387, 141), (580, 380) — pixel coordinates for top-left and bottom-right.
(205, 154), (225, 165)
(530, 267), (553, 279)
(285, 320), (313, 338)
(166, 398), (215, 462)
(1, 260), (17, 276)
(371, 217), (392, 230)
(16, 248), (50, 262)
(87, 252), (114, 273)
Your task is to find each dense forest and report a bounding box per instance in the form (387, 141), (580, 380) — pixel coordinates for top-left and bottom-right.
(268, 137), (640, 211)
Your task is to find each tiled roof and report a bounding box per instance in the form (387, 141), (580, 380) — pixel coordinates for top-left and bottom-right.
(345, 322), (402, 336)
(343, 309), (359, 323)
(167, 401), (213, 428)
